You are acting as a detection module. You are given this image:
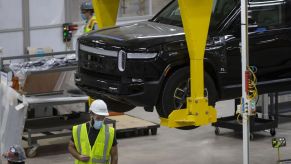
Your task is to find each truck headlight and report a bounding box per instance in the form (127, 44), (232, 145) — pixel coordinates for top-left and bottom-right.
(127, 52), (157, 59)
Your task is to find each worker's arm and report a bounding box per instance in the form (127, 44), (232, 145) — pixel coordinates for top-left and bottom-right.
(68, 140), (90, 162)
(110, 145), (118, 164)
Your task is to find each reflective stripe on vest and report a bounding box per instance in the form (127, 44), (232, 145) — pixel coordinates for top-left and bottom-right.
(84, 16), (97, 33)
(77, 125), (82, 154)
(91, 125), (109, 164)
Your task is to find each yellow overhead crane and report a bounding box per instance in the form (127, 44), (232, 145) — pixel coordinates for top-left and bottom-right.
(92, 0), (217, 128)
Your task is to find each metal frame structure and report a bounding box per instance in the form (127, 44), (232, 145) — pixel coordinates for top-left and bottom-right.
(0, 0), (65, 55)
(0, 51), (89, 157)
(22, 0), (30, 53)
(0, 0), (162, 55)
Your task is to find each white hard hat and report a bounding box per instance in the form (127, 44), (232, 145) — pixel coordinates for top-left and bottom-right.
(89, 100), (109, 116)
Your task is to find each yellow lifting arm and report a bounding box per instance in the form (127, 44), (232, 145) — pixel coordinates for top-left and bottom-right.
(161, 0), (217, 128)
(92, 0), (120, 29)
(91, 0), (217, 128)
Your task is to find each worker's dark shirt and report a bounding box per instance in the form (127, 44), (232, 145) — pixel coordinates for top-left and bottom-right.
(71, 121), (117, 148)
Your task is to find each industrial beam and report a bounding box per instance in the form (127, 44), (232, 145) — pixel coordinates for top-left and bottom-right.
(92, 0), (120, 29)
(22, 0), (30, 54)
(179, 0), (211, 97)
(160, 0), (217, 128)
(241, 0), (250, 163)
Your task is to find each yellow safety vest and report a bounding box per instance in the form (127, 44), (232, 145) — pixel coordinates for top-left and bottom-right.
(84, 16), (98, 33)
(72, 123), (115, 164)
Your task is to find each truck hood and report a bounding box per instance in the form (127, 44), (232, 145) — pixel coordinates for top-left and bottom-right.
(79, 21), (185, 50)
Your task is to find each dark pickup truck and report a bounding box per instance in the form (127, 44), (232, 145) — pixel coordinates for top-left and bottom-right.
(75, 0), (291, 118)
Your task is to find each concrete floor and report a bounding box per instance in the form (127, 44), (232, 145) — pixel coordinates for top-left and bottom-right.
(2, 100), (291, 164)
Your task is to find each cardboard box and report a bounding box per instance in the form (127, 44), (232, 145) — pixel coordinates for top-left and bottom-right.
(26, 47), (53, 55)
(22, 72), (61, 95)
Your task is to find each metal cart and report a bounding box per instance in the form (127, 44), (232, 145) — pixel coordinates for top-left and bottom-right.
(271, 91), (291, 119)
(212, 93), (279, 140)
(20, 93), (89, 157)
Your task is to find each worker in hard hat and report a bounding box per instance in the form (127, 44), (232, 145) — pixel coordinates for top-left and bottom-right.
(2, 145), (26, 164)
(80, 2), (98, 33)
(68, 100), (118, 164)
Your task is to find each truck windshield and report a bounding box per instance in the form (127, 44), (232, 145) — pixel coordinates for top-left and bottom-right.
(152, 0), (239, 31)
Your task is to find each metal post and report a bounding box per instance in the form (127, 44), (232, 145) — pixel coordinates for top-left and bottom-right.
(148, 0), (153, 16)
(241, 0), (250, 164)
(64, 0), (72, 23)
(262, 94), (269, 119)
(64, 0), (72, 51)
(22, 0), (30, 54)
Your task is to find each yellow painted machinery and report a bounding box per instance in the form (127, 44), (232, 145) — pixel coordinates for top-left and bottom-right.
(92, 0), (217, 128)
(92, 0), (120, 29)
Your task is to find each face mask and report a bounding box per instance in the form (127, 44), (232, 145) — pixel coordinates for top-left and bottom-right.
(80, 13), (87, 21)
(93, 120), (103, 129)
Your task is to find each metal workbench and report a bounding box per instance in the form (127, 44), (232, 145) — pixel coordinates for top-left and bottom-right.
(0, 51), (91, 157)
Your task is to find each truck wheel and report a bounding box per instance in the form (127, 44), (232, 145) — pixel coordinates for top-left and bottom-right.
(157, 67), (217, 129)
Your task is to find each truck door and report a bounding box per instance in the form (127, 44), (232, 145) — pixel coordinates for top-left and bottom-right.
(248, 1), (291, 82)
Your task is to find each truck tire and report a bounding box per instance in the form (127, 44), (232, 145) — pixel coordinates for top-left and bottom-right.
(157, 67), (217, 129)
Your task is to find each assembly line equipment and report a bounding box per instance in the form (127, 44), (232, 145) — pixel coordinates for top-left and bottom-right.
(0, 51), (89, 157)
